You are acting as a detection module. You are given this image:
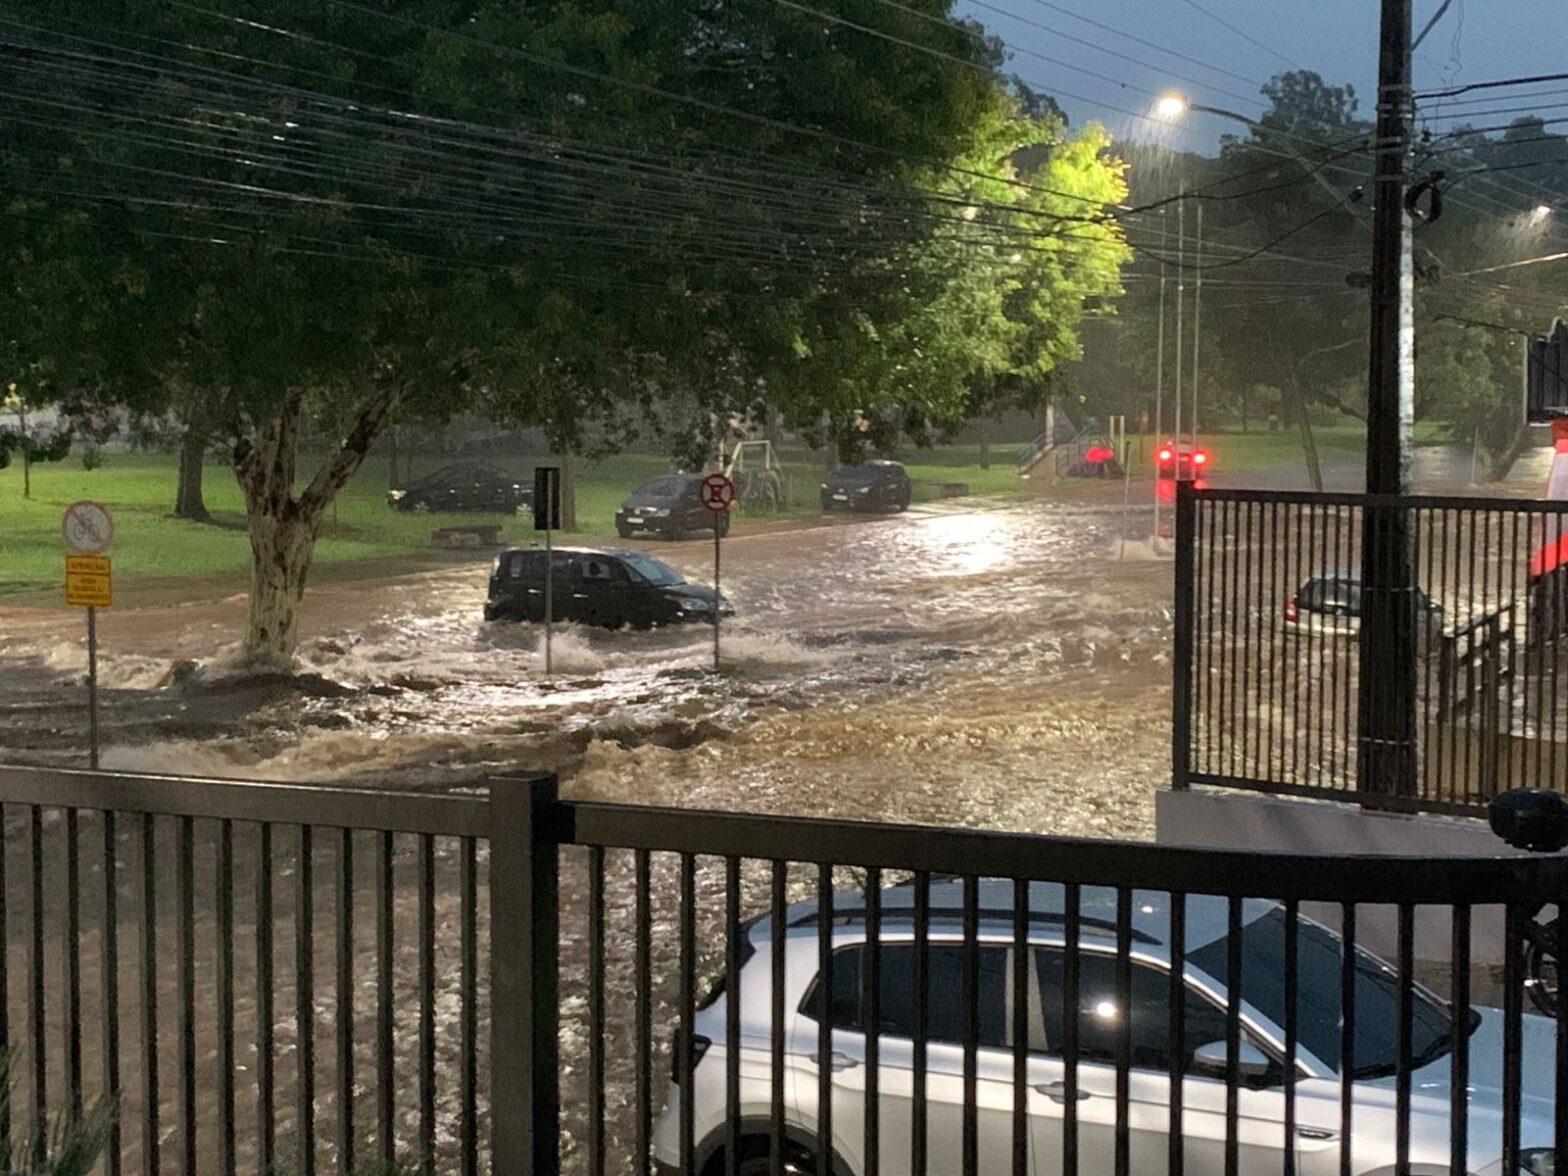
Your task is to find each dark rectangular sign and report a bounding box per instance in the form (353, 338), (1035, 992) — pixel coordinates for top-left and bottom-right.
(1527, 318), (1568, 424)
(533, 466), (561, 531)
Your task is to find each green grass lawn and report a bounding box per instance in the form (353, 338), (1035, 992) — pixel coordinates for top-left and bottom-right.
(0, 444), (1027, 598)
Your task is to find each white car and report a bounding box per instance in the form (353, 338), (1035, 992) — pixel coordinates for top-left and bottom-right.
(653, 879), (1556, 1175)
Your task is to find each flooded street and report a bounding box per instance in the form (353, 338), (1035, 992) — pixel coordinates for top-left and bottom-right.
(1, 497), (1174, 841)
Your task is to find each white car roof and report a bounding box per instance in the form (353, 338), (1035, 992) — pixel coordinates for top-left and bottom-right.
(761, 879), (1278, 961)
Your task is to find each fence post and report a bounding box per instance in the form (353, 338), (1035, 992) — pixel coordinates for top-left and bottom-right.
(1173, 479), (1198, 789)
(490, 773), (560, 1175)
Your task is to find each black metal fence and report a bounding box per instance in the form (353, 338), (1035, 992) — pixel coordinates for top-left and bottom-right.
(1174, 483), (1568, 815)
(4, 765), (1568, 1175)
(528, 778), (1568, 1176)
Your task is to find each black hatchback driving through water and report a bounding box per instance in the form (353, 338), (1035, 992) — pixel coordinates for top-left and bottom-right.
(483, 546), (733, 629)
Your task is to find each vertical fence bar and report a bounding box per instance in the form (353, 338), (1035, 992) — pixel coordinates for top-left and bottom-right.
(864, 866), (881, 1176)
(336, 828), (356, 1176)
(216, 820), (235, 1176)
(257, 823), (275, 1175)
(912, 872), (929, 1176)
(1556, 911), (1568, 1174)
(63, 808), (81, 1117)
(680, 853), (697, 1174)
(27, 805), (44, 1170)
(769, 860), (786, 1176)
(1223, 896), (1241, 1176)
(1011, 880), (1027, 1176)
(1502, 904), (1524, 1176)
(489, 774), (560, 1176)
(1173, 480), (1197, 787)
(1063, 882), (1081, 1176)
(725, 855), (742, 1176)
(634, 848), (652, 1176)
(961, 875), (979, 1176)
(418, 833), (435, 1176)
(375, 830), (394, 1164)
(297, 824), (317, 1176)
(1338, 906), (1355, 1176)
(177, 815), (196, 1175)
(1450, 905), (1470, 1176)
(1290, 501), (1305, 786)
(460, 836), (479, 1176)
(1167, 891), (1185, 1176)
(140, 811), (159, 1176)
(99, 808), (118, 1176)
(815, 864), (833, 1173)
(1204, 494), (1218, 775)
(1113, 888), (1132, 1176)
(1395, 903), (1413, 1175)
(586, 846), (605, 1176)
(1283, 900), (1298, 1176)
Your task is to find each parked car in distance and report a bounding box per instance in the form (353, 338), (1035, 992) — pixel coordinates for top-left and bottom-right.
(653, 878), (1551, 1176)
(1283, 570), (1448, 648)
(484, 546), (732, 628)
(617, 474), (731, 539)
(1156, 441), (1210, 481)
(821, 460), (911, 513)
(387, 462), (532, 513)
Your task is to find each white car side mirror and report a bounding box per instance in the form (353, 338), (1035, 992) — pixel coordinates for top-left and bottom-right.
(1193, 1040), (1271, 1079)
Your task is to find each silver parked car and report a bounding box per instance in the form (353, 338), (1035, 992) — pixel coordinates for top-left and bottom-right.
(653, 880), (1556, 1175)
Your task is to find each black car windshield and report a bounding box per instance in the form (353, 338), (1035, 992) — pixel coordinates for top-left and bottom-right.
(1187, 907), (1462, 1079)
(830, 465), (884, 484)
(618, 553), (684, 586)
(629, 475), (694, 503)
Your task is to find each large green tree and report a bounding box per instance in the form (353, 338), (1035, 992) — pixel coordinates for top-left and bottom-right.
(2, 0), (1126, 663)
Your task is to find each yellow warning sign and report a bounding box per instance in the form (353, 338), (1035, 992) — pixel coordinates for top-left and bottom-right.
(65, 555), (112, 608)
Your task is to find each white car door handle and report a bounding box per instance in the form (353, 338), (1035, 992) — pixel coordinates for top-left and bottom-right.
(810, 1051), (859, 1072)
(1035, 1081), (1091, 1102)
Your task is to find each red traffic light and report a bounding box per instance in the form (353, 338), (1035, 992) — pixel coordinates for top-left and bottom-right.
(1193, 450), (1209, 465)
(1157, 447), (1174, 464)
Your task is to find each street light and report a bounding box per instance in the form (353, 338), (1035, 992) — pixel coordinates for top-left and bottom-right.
(1156, 94), (1188, 120)
(1531, 204), (1554, 226)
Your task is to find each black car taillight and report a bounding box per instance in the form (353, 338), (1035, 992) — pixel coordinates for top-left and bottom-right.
(671, 1030), (712, 1086)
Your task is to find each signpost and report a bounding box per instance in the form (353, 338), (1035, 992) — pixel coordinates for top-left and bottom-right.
(62, 501), (113, 769)
(533, 467), (562, 675)
(699, 473), (735, 671)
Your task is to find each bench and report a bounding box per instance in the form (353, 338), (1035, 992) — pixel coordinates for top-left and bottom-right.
(432, 524), (503, 550)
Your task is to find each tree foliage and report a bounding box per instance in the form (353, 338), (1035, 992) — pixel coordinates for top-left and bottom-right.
(1, 0), (1128, 661)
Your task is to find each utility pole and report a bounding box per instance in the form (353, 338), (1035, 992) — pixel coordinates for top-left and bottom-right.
(1153, 247), (1167, 534)
(1357, 0), (1418, 798)
(1191, 201), (1204, 451)
(1173, 190), (1186, 461)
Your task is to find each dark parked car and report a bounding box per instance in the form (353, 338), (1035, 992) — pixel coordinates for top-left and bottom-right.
(821, 460), (911, 513)
(616, 474), (730, 539)
(387, 463), (531, 513)
(484, 546), (733, 628)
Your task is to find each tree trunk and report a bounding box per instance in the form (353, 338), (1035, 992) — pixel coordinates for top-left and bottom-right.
(388, 427), (400, 491)
(174, 427), (210, 521)
(978, 422), (991, 470)
(1295, 396), (1324, 492)
(560, 453), (578, 531)
(18, 402), (29, 499)
(235, 388), (399, 667)
(1485, 418), (1531, 484)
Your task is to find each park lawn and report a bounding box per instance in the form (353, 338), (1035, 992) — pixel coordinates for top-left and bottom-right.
(0, 444), (1028, 598)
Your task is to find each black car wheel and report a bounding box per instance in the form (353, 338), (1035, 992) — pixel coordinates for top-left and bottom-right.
(897, 487), (911, 511)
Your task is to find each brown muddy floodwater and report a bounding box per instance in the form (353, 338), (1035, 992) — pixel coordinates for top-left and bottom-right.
(1, 497), (1175, 842)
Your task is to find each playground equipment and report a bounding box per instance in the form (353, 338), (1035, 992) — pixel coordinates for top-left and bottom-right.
(718, 439), (789, 512)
